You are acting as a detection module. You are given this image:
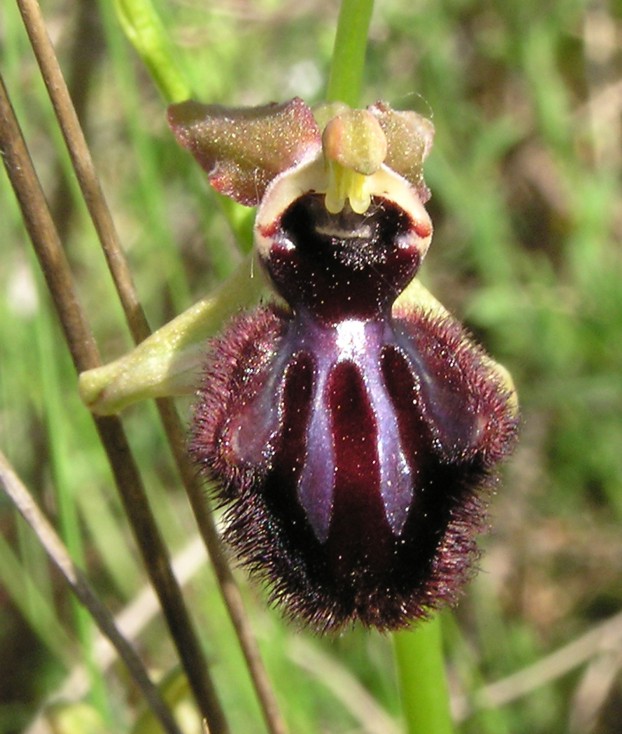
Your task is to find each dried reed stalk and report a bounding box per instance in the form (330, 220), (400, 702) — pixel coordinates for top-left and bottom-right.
(0, 450), (183, 734)
(13, 0), (287, 730)
(0, 70), (228, 734)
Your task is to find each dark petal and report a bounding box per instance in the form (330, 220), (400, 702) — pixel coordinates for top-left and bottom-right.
(190, 307), (286, 493)
(266, 194), (424, 323)
(392, 308), (519, 464)
(191, 303), (518, 632)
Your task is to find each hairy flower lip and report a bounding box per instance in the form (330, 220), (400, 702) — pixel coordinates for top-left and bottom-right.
(79, 94), (519, 632)
(190, 300), (519, 632)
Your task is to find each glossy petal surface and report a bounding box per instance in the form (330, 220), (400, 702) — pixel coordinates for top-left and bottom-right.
(191, 193), (518, 631)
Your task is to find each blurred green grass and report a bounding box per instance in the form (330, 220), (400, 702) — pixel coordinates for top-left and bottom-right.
(1, 0), (621, 732)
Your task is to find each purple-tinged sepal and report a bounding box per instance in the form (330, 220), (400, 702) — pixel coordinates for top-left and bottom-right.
(368, 101), (434, 203)
(168, 97), (321, 205)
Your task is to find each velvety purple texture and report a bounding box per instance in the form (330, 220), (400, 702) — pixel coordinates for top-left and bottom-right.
(191, 194), (518, 632)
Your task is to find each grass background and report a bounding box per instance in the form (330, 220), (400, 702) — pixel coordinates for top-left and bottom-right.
(1, 0), (621, 732)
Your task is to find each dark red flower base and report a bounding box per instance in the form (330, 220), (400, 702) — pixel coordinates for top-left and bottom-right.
(190, 303), (518, 632)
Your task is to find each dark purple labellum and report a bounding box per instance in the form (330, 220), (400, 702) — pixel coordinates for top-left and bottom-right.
(191, 192), (518, 632)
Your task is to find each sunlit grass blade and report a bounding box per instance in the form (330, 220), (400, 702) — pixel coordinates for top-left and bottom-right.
(112, 0), (191, 102)
(0, 527), (73, 665)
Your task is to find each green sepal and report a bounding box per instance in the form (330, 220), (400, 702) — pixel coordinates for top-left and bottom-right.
(79, 257), (266, 415)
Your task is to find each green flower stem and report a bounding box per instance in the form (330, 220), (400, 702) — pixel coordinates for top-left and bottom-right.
(393, 616), (455, 734)
(326, 0), (374, 107)
(112, 0), (255, 254)
(79, 255), (266, 415)
(113, 0), (190, 102)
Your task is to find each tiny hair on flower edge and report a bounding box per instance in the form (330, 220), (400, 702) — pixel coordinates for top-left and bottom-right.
(166, 97), (519, 633)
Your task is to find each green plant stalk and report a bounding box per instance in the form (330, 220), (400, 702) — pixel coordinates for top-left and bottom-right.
(393, 616), (455, 734)
(113, 0), (190, 102)
(111, 0), (254, 263)
(326, 0), (374, 107)
(36, 289), (113, 724)
(16, 501), (53, 628)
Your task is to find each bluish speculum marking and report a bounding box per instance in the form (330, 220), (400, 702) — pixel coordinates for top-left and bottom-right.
(260, 194), (426, 543)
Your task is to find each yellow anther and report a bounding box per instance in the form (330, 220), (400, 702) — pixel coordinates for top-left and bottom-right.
(321, 109), (387, 213)
(324, 161), (371, 214)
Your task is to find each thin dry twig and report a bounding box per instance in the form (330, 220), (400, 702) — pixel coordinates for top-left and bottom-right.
(0, 450), (183, 734)
(0, 69), (228, 734)
(568, 642), (622, 734)
(454, 608), (622, 721)
(15, 0), (148, 340)
(41, 536), (209, 710)
(287, 638), (400, 734)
